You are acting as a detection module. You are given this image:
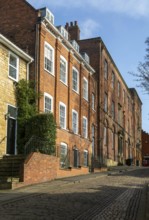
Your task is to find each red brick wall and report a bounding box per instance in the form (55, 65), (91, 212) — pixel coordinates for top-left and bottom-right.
(22, 152), (59, 184)
(142, 130), (149, 156)
(0, 0), (37, 57)
(38, 24), (97, 163)
(18, 152), (90, 187)
(57, 167), (89, 178)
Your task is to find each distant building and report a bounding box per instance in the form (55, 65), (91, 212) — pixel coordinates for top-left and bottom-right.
(0, 34), (33, 155)
(142, 130), (149, 166)
(0, 0), (142, 168)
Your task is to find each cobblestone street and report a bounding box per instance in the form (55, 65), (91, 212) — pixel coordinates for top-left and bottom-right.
(0, 167), (148, 220)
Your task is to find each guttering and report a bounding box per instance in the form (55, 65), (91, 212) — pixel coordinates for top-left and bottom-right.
(0, 34), (33, 63)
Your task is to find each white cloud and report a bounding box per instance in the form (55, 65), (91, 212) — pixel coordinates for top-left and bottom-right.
(28, 0), (149, 18)
(80, 19), (101, 39)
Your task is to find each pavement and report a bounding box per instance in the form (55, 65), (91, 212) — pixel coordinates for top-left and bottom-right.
(0, 166), (148, 220)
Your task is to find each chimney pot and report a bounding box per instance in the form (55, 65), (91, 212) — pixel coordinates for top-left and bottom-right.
(75, 21), (78, 26)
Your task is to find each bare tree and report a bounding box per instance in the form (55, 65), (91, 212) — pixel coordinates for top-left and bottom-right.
(130, 37), (149, 94)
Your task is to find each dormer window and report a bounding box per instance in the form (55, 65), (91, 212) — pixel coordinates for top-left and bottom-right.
(57, 26), (68, 40)
(40, 8), (54, 25)
(70, 40), (79, 52)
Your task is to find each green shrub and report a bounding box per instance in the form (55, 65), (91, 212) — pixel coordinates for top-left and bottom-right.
(16, 79), (56, 155)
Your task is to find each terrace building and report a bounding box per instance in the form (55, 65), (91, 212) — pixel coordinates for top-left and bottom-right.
(0, 0), (142, 169)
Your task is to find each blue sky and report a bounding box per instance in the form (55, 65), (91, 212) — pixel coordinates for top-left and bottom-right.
(27, 0), (149, 133)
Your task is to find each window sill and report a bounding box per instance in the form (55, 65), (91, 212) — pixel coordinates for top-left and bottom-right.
(8, 76), (18, 83)
(44, 68), (55, 77)
(60, 80), (68, 87)
(83, 97), (89, 102)
(72, 89), (79, 95)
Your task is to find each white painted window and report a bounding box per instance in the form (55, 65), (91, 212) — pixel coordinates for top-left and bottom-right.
(60, 142), (68, 167)
(72, 67), (79, 93)
(44, 42), (54, 75)
(60, 56), (67, 85)
(72, 110), (78, 134)
(7, 104), (17, 119)
(44, 93), (53, 113)
(84, 150), (88, 166)
(9, 52), (19, 81)
(83, 116), (88, 138)
(83, 77), (88, 101)
(92, 93), (95, 110)
(59, 102), (66, 129)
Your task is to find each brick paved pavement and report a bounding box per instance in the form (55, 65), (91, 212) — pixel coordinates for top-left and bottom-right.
(0, 167), (148, 220)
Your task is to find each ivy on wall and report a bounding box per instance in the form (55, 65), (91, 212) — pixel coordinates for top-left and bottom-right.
(15, 79), (56, 154)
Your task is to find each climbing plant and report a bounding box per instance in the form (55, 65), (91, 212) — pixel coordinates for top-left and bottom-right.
(15, 79), (56, 154)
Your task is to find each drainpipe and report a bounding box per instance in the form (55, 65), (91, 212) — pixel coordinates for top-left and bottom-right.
(35, 22), (40, 112)
(99, 41), (103, 165)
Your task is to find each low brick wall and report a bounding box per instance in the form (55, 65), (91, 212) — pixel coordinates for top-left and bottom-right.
(22, 152), (59, 185)
(57, 167), (89, 178)
(20, 153), (89, 187)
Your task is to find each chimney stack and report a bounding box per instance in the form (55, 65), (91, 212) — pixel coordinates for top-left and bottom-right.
(65, 21), (80, 41)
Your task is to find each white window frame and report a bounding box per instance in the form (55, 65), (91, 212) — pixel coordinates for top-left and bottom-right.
(60, 55), (68, 85)
(83, 116), (88, 138)
(92, 93), (95, 110)
(60, 142), (68, 167)
(83, 77), (88, 101)
(59, 102), (66, 129)
(72, 110), (78, 134)
(84, 150), (88, 166)
(44, 92), (53, 113)
(8, 52), (19, 82)
(44, 41), (55, 75)
(72, 67), (79, 93)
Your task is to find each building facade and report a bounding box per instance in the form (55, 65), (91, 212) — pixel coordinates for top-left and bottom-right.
(142, 130), (149, 166)
(0, 0), (142, 168)
(0, 34), (33, 156)
(65, 22), (142, 166)
(0, 1), (97, 168)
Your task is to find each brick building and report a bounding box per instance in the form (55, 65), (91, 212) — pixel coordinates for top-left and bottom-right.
(0, 34), (33, 156)
(65, 22), (142, 166)
(0, 0), (142, 168)
(0, 0), (97, 169)
(142, 130), (149, 165)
